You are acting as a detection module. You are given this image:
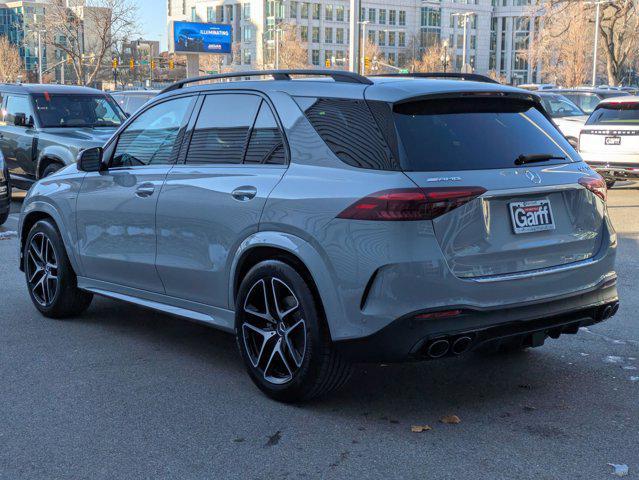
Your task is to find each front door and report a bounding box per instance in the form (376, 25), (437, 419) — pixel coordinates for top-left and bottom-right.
(75, 95), (196, 293)
(155, 93), (288, 308)
(0, 94), (36, 182)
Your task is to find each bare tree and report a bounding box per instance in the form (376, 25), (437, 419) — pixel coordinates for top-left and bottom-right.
(535, 0), (639, 86)
(362, 39), (381, 74)
(598, 0), (639, 85)
(408, 45), (441, 72)
(0, 36), (24, 82)
(44, 0), (138, 85)
(259, 24), (309, 69)
(532, 3), (592, 87)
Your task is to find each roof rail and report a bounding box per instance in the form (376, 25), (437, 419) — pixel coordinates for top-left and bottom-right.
(371, 72), (499, 84)
(161, 69), (373, 94)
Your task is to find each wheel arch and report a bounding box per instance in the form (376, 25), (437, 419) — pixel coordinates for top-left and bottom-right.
(19, 203), (81, 275)
(36, 148), (73, 179)
(230, 232), (345, 340)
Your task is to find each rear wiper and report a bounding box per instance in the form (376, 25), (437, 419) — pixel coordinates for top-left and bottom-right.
(515, 153), (566, 165)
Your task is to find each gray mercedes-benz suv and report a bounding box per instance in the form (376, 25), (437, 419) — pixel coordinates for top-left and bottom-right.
(18, 70), (619, 402)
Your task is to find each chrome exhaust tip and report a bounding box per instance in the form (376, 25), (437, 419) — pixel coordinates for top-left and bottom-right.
(602, 305), (613, 320)
(451, 336), (473, 355)
(426, 339), (450, 359)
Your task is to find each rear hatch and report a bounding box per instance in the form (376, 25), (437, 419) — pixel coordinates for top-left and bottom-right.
(580, 101), (639, 161)
(391, 95), (605, 278)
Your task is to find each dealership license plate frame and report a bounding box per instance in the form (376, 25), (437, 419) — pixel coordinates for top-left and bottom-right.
(509, 199), (556, 234)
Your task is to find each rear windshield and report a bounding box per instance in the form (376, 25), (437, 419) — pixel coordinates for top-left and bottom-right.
(587, 103), (639, 125)
(394, 97), (578, 171)
(539, 95), (583, 117)
(32, 93), (125, 128)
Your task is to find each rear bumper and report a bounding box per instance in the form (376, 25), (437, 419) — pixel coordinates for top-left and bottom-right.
(335, 279), (619, 363)
(581, 154), (639, 179)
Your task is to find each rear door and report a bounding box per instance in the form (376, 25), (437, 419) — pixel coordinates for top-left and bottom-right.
(155, 92), (288, 308)
(391, 96), (604, 278)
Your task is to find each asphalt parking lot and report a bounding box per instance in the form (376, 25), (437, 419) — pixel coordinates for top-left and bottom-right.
(0, 185), (638, 480)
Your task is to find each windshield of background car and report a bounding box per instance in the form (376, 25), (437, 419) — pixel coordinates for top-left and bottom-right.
(586, 102), (639, 125)
(393, 97), (578, 171)
(540, 95), (584, 117)
(32, 93), (126, 128)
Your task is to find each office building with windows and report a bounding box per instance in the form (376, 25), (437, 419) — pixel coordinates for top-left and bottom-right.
(168, 0), (541, 84)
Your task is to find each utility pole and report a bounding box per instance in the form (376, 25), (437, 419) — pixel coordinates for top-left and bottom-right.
(587, 0), (610, 86)
(452, 12), (475, 73)
(348, 0), (361, 72)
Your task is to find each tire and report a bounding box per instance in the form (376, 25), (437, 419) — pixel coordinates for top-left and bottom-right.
(606, 179), (616, 189)
(41, 163), (63, 178)
(235, 260), (351, 402)
(24, 219), (93, 319)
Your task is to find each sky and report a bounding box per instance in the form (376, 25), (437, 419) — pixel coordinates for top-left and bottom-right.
(137, 0), (168, 51)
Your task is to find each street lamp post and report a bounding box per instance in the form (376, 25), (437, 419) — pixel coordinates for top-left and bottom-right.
(452, 12), (475, 73)
(358, 20), (370, 74)
(587, 0), (610, 87)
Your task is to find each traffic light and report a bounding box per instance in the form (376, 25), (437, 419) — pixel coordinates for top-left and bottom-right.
(168, 59), (175, 70)
(112, 58), (118, 69)
(325, 59), (331, 68)
(364, 56), (371, 71)
(129, 58), (135, 70)
(151, 60), (156, 70)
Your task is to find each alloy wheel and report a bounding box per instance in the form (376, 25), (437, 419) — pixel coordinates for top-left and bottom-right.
(26, 232), (59, 307)
(241, 277), (307, 385)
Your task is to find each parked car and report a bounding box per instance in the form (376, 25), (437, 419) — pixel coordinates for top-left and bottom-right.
(537, 92), (588, 147)
(18, 70), (618, 402)
(110, 90), (159, 115)
(0, 150), (9, 226)
(0, 84), (126, 190)
(548, 87), (630, 114)
(579, 96), (639, 187)
(519, 83), (556, 91)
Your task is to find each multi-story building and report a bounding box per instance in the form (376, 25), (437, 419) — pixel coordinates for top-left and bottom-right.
(0, 0), (114, 84)
(167, 0), (541, 84)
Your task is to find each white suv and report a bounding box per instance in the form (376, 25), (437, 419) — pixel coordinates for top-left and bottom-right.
(579, 96), (639, 187)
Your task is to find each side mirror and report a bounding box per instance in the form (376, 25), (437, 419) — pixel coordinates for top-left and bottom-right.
(77, 147), (103, 173)
(14, 113), (33, 127)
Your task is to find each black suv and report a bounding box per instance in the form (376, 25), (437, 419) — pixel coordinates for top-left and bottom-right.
(0, 84), (126, 190)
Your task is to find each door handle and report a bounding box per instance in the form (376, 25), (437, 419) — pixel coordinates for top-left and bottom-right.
(135, 183), (155, 198)
(231, 186), (257, 202)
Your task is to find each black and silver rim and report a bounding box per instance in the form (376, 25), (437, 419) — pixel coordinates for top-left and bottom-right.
(26, 232), (58, 307)
(241, 277), (307, 385)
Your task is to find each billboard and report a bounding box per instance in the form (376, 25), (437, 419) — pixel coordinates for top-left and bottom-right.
(172, 21), (232, 54)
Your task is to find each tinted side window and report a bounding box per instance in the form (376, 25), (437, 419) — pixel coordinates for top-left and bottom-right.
(244, 101), (286, 165)
(187, 94), (261, 164)
(296, 97), (399, 170)
(112, 96), (194, 168)
(3, 95), (34, 125)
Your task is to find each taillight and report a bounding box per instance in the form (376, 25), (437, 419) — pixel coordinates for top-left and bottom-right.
(336, 187), (487, 221)
(578, 176), (607, 202)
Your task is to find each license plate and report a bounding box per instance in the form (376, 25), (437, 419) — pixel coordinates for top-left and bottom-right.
(509, 199), (555, 234)
(605, 136), (621, 145)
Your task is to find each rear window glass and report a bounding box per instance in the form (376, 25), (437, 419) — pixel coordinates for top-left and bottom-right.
(587, 103), (639, 125)
(296, 97), (399, 170)
(393, 97), (578, 171)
